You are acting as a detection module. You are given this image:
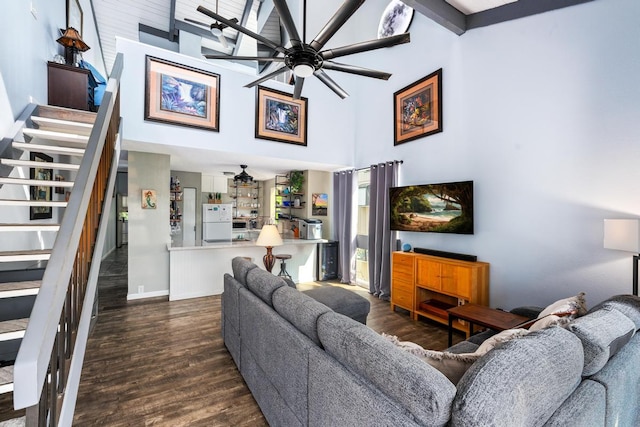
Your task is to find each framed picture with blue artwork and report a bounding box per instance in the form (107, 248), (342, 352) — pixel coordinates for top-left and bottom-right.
(255, 86), (307, 146)
(144, 56), (220, 131)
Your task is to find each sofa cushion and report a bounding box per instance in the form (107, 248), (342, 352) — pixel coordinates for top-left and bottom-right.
(451, 327), (584, 427)
(382, 334), (480, 384)
(245, 267), (286, 306)
(538, 292), (587, 318)
(318, 312), (456, 426)
(272, 286), (331, 346)
(568, 307), (636, 376)
(232, 256), (258, 286)
(588, 294), (640, 330)
(589, 332), (640, 426)
(302, 287), (371, 324)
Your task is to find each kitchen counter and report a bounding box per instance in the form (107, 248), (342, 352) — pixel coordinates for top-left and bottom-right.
(167, 238), (328, 251)
(167, 238), (329, 301)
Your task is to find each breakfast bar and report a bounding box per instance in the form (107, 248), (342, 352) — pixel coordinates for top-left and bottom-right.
(167, 238), (327, 301)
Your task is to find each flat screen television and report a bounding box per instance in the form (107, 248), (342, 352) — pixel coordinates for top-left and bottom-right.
(389, 180), (474, 234)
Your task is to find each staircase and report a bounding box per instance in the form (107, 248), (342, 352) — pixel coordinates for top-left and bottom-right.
(0, 106), (97, 425)
(0, 52), (122, 427)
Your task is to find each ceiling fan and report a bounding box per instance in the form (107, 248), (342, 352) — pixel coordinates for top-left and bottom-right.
(185, 0), (238, 48)
(197, 0), (410, 99)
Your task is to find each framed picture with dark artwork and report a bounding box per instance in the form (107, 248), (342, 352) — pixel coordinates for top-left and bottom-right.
(255, 86), (308, 146)
(145, 56), (220, 131)
(393, 68), (442, 145)
(30, 152), (53, 220)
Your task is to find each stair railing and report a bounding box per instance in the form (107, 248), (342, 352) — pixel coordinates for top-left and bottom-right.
(13, 52), (124, 427)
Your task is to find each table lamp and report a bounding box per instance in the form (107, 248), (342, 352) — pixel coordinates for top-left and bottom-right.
(603, 219), (640, 296)
(256, 224), (283, 272)
(57, 27), (90, 66)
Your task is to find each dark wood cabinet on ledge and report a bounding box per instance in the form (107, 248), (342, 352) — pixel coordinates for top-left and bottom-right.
(47, 62), (97, 111)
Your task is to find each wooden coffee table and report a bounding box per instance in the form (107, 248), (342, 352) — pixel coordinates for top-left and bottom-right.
(446, 303), (531, 346)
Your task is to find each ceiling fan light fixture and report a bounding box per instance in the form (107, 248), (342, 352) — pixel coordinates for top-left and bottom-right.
(234, 164), (254, 184)
(210, 26), (223, 37)
(293, 63), (314, 78)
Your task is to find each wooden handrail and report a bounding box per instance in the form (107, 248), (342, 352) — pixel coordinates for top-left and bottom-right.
(13, 53), (124, 427)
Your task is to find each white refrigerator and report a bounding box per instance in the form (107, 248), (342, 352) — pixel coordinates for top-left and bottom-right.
(202, 204), (232, 242)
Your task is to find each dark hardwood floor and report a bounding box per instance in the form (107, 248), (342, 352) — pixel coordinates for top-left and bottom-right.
(72, 247), (463, 426)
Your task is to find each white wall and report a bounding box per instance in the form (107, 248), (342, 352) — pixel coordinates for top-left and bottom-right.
(116, 37), (357, 169)
(352, 0), (640, 308)
(127, 151), (171, 298)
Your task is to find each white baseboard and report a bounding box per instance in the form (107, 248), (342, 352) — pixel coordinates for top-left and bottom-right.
(127, 290), (169, 301)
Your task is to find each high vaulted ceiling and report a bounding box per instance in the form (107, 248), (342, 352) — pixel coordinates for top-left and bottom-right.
(93, 0), (596, 75)
(91, 0), (596, 177)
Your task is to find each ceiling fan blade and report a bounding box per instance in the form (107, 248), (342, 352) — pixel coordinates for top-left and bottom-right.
(314, 70), (349, 99)
(184, 17), (211, 28)
(243, 66), (289, 88)
(293, 77), (305, 99)
(273, 0), (302, 47)
(217, 33), (229, 49)
(309, 0), (365, 52)
(321, 32), (410, 61)
(322, 62), (391, 80)
(204, 55), (285, 61)
(198, 5), (285, 54)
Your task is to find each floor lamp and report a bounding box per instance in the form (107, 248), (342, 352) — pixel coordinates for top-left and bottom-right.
(256, 224), (283, 273)
(604, 219), (640, 296)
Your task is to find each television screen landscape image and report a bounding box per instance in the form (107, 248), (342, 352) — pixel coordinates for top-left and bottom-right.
(389, 181), (474, 234)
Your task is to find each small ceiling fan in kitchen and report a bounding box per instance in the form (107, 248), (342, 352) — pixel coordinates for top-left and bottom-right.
(185, 0), (238, 48)
(196, 0), (410, 99)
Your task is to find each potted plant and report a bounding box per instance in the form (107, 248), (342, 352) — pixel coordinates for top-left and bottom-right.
(289, 170), (304, 194)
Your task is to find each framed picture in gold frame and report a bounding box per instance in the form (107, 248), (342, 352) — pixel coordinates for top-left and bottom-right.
(145, 56), (220, 132)
(393, 68), (442, 145)
(255, 86), (308, 146)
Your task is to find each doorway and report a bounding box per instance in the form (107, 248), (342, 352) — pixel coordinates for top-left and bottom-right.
(183, 187), (196, 245)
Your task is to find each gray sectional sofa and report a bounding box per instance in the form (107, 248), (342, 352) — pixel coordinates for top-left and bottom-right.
(221, 257), (640, 426)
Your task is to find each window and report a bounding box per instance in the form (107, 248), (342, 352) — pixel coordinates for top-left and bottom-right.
(355, 169), (370, 288)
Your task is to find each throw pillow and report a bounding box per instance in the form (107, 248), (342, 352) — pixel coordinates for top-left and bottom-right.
(475, 328), (530, 355)
(538, 292), (587, 319)
(382, 334), (481, 384)
(529, 314), (571, 332)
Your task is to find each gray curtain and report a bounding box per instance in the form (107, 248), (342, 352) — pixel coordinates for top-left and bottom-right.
(368, 161), (400, 300)
(332, 169), (356, 283)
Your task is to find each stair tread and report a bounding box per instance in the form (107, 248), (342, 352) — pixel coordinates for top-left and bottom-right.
(11, 142), (85, 156)
(31, 116), (93, 134)
(0, 177), (74, 187)
(37, 105), (96, 124)
(0, 200), (67, 207)
(0, 223), (60, 229)
(0, 250), (51, 256)
(0, 319), (28, 335)
(0, 158), (80, 171)
(22, 128), (89, 142)
(0, 280), (42, 292)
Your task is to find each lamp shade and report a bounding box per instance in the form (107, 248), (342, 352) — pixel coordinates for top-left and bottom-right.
(604, 219), (640, 253)
(256, 224), (283, 247)
(56, 27), (90, 52)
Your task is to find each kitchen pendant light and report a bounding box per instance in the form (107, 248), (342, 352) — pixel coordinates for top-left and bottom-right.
(234, 164), (253, 184)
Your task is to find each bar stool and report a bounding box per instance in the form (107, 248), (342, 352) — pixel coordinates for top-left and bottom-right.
(275, 254), (292, 280)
